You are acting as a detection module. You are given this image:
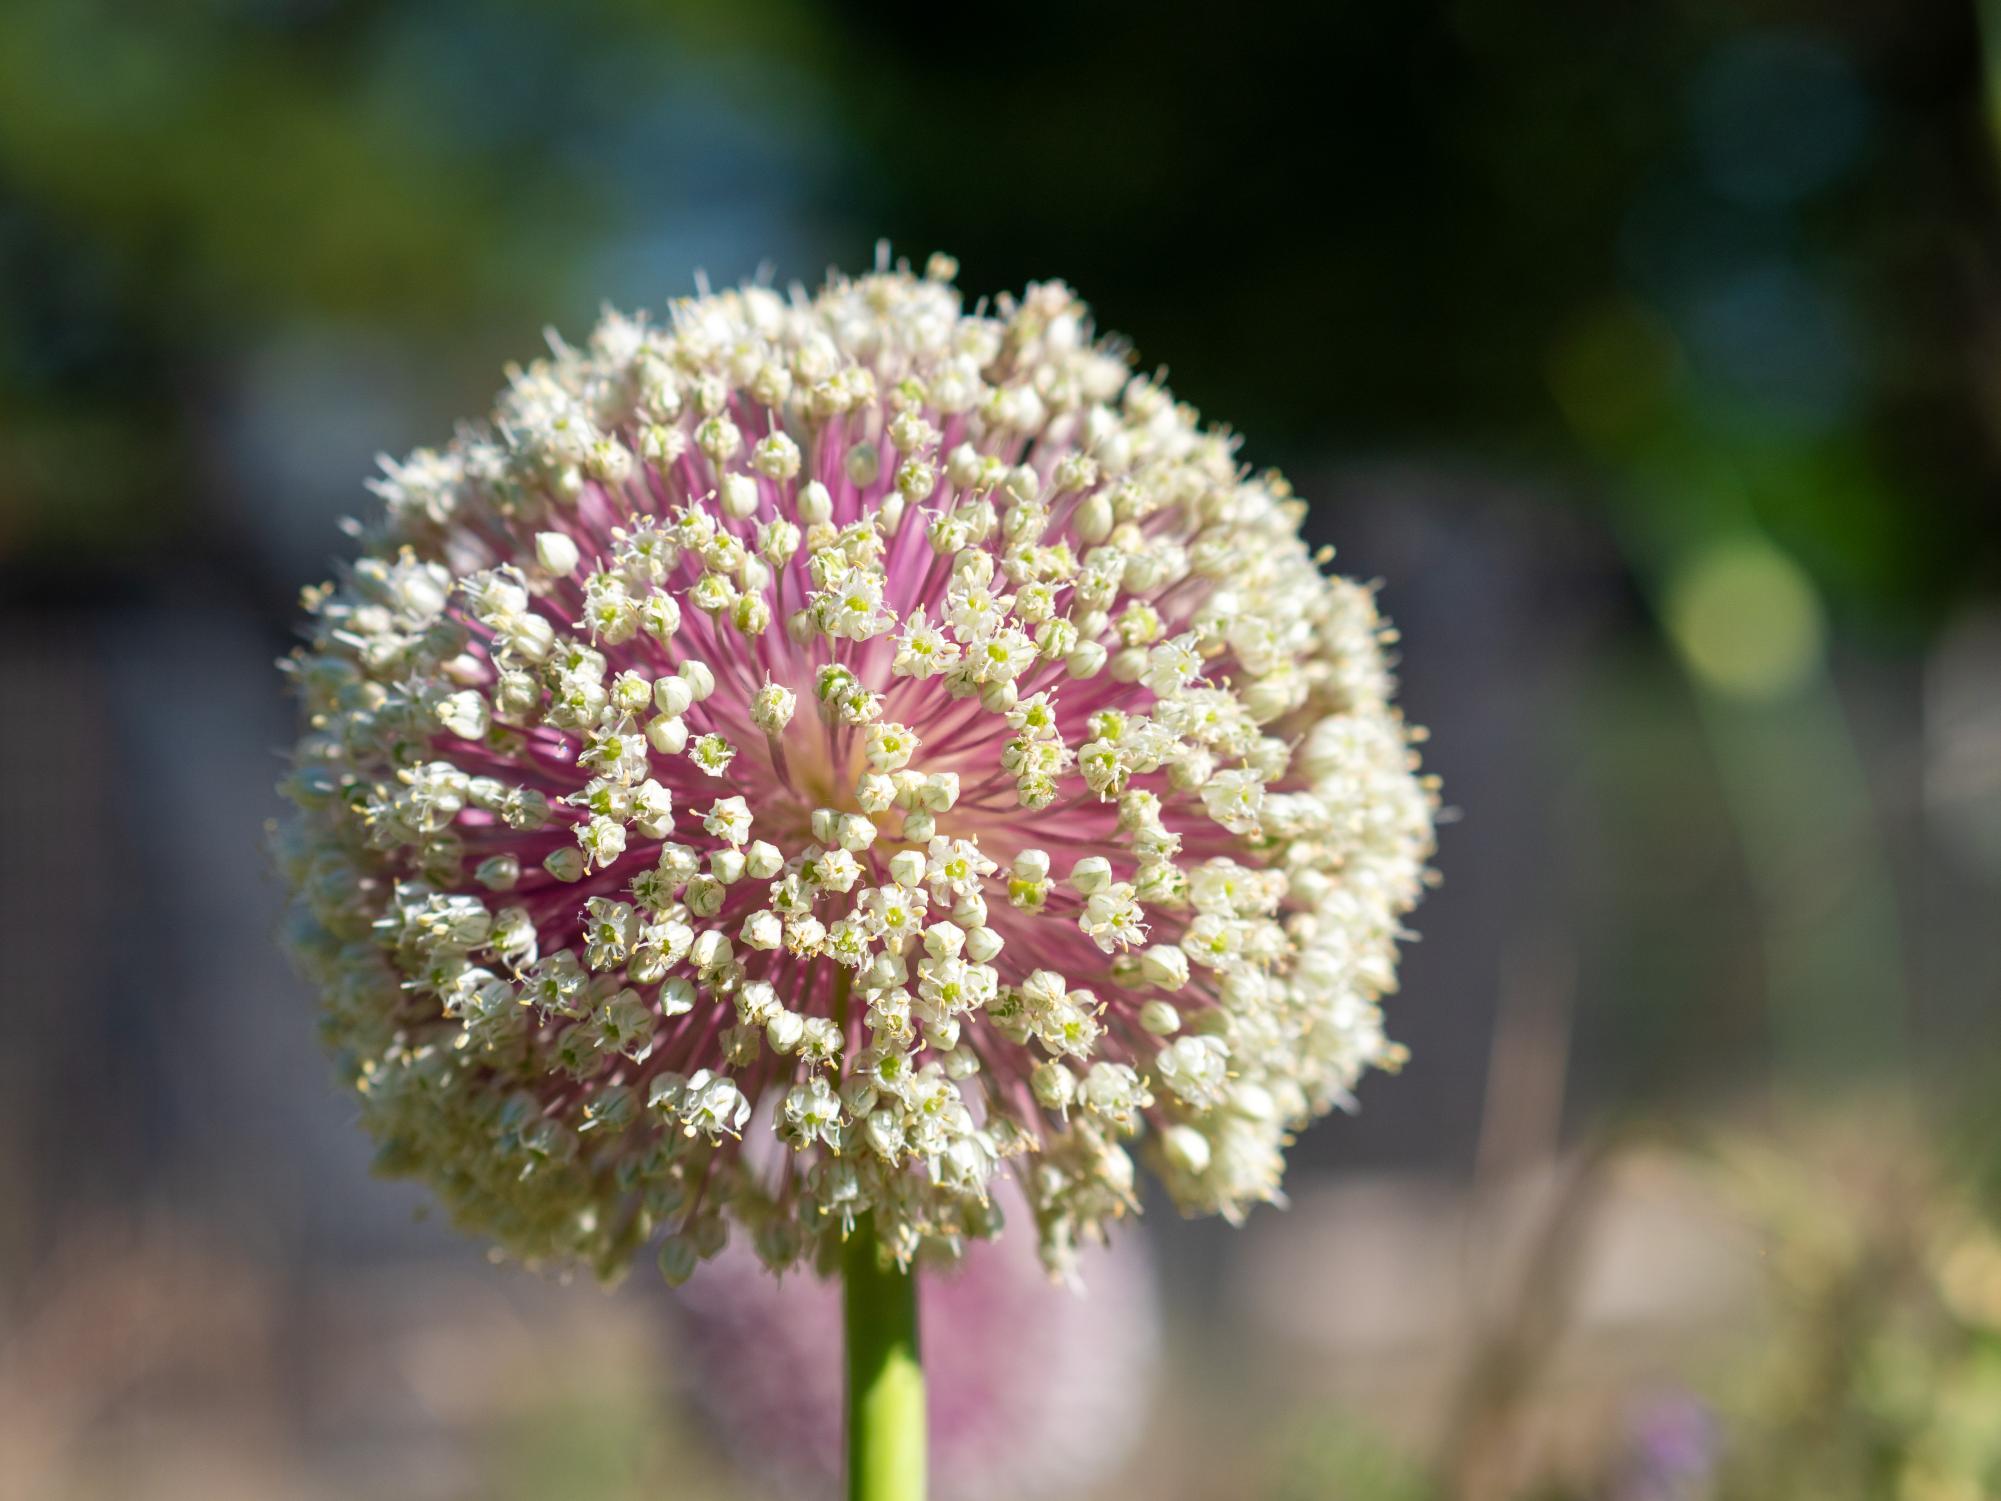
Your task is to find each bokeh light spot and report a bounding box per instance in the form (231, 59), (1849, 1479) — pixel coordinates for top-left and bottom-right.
(1547, 299), (1683, 444)
(1665, 534), (1824, 699)
(1689, 32), (1871, 208)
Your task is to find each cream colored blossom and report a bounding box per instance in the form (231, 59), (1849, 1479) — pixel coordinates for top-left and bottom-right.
(274, 249), (1438, 1283)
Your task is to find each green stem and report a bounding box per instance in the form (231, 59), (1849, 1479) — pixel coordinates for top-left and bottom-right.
(843, 1213), (925, 1501)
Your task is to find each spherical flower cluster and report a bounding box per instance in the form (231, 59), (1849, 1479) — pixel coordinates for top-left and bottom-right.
(273, 249), (1438, 1283)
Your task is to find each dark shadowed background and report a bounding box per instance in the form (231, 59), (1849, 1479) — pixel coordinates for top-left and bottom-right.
(4, 3), (2000, 1498)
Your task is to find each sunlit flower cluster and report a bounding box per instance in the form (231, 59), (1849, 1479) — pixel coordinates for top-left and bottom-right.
(273, 249), (1438, 1282)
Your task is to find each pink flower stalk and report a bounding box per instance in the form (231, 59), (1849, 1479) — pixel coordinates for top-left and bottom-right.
(273, 249), (1438, 1284)
(675, 1190), (1158, 1500)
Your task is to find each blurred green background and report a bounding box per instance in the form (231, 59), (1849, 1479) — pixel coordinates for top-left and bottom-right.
(3, 1), (2000, 1497)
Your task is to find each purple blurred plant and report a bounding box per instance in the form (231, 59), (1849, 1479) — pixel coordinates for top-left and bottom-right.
(674, 1194), (1159, 1501)
(1617, 1392), (1718, 1501)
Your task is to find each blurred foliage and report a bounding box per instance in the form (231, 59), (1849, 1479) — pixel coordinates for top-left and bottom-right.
(1691, 1104), (2001, 1501)
(0, 0), (845, 559)
(0, 0), (1995, 628)
(1260, 1411), (1439, 1501)
(1227, 1100), (2001, 1501)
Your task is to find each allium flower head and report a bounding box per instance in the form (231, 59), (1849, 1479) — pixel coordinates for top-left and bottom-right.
(274, 249), (1438, 1282)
